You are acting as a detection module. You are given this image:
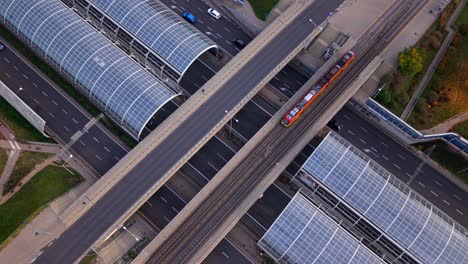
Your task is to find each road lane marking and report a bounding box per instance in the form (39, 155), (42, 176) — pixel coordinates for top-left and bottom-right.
(42, 91), (48, 97)
(224, 27), (231, 32)
(393, 164), (400, 170)
(33, 98), (40, 104)
(72, 118), (79, 124)
(14, 141), (20, 150)
(382, 155), (389, 160)
(93, 137), (100, 143)
(406, 172), (412, 178)
(163, 216), (170, 223)
(13, 65), (19, 71)
(95, 154), (102, 161)
(201, 75), (209, 81)
(51, 100), (58, 106)
(370, 147), (378, 152)
(398, 154), (406, 160)
(225, 40), (231, 45)
(207, 26), (213, 31)
(347, 130), (355, 136)
(114, 156), (120, 161)
(216, 33), (222, 38)
(283, 83), (290, 89)
(3, 57), (9, 63)
(434, 180), (442, 186)
(146, 201), (153, 207)
(4, 72), (11, 78)
(207, 161), (219, 172)
(443, 200), (450, 206)
(273, 76), (280, 81)
(380, 142), (389, 147)
(344, 114), (351, 120)
(456, 209), (463, 215)
(33, 82), (38, 87)
(171, 206), (179, 213)
(62, 109), (68, 115)
(8, 141), (16, 150)
(430, 191), (438, 197)
(48, 112), (55, 118)
(453, 194), (461, 201)
(160, 196), (167, 203)
(360, 127), (368, 133)
(217, 153), (228, 163)
(63, 126), (70, 132)
(199, 19), (204, 25)
(359, 138), (366, 144)
(103, 146), (110, 153)
(418, 181), (425, 187)
(22, 74), (29, 80)
(197, 7), (203, 12)
(221, 252), (230, 259)
(79, 140), (85, 146)
(187, 162), (210, 183)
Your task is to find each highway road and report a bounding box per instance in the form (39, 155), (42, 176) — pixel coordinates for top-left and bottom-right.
(34, 0), (333, 262)
(147, 0), (434, 262)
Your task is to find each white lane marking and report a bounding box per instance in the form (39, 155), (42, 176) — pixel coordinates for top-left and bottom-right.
(104, 146), (110, 152)
(146, 201), (153, 207)
(171, 206), (179, 213)
(273, 76), (280, 81)
(79, 140), (85, 146)
(406, 172), (412, 178)
(14, 141), (20, 150)
(33, 82), (38, 87)
(393, 164), (400, 170)
(51, 100), (58, 106)
(197, 7), (203, 12)
(443, 200), (450, 206)
(4, 72), (11, 78)
(201, 75), (209, 81)
(216, 33), (222, 38)
(207, 161), (219, 172)
(370, 147), (378, 152)
(456, 209), (463, 215)
(199, 19), (204, 25)
(42, 91), (48, 97)
(398, 154), (407, 160)
(33, 98), (40, 104)
(95, 154), (102, 161)
(13, 65), (19, 71)
(63, 126), (70, 132)
(207, 26), (213, 31)
(283, 83), (290, 89)
(434, 180), (442, 186)
(114, 156), (120, 161)
(163, 216), (170, 223)
(344, 114), (351, 120)
(430, 191), (438, 197)
(453, 194), (461, 201)
(48, 112), (55, 118)
(347, 130), (355, 136)
(225, 39), (231, 45)
(382, 155), (389, 161)
(22, 74), (29, 80)
(160, 196), (167, 203)
(360, 127), (368, 133)
(380, 142), (389, 147)
(296, 80), (303, 86)
(62, 109), (68, 115)
(221, 252), (230, 259)
(93, 137), (100, 143)
(187, 162), (210, 183)
(216, 153), (228, 163)
(359, 138), (366, 144)
(72, 118), (79, 124)
(224, 27), (231, 32)
(3, 57), (9, 63)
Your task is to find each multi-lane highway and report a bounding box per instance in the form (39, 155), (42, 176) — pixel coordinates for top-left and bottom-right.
(34, 0), (335, 262)
(147, 0), (433, 262)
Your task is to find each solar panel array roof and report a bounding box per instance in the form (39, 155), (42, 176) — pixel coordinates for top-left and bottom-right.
(0, 0), (178, 139)
(258, 192), (383, 264)
(91, 0), (217, 78)
(303, 132), (468, 264)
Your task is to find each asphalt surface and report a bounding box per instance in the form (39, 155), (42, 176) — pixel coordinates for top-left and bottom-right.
(34, 0), (337, 262)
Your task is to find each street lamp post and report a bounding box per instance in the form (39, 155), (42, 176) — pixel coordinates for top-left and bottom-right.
(16, 87), (23, 95)
(123, 226), (141, 242)
(225, 110), (239, 136)
(62, 154), (73, 167)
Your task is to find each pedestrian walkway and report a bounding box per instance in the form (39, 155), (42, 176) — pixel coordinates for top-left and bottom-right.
(401, 0), (467, 120)
(420, 111), (468, 134)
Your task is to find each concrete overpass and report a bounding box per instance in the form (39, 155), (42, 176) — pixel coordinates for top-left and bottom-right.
(33, 0), (335, 263)
(135, 0), (430, 263)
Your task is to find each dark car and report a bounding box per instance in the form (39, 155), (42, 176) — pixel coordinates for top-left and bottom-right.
(327, 120), (342, 131)
(232, 39), (246, 49)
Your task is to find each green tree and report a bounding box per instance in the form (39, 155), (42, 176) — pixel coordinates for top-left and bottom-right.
(399, 48), (423, 76)
(377, 89), (392, 105)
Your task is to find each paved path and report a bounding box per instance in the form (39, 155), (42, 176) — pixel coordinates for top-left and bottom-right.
(401, 0), (467, 120)
(420, 111), (468, 134)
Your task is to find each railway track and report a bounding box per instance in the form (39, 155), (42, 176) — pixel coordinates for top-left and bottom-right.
(149, 0), (429, 263)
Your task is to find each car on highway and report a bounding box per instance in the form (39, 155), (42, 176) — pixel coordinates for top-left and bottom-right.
(182, 12), (196, 24)
(208, 8), (222, 20)
(232, 39), (246, 49)
(327, 120), (342, 131)
(0, 42), (5, 51)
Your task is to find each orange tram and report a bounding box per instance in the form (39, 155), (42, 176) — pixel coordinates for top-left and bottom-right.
(281, 51), (356, 127)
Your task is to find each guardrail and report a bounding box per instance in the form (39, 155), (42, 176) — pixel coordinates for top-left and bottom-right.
(366, 99), (468, 155)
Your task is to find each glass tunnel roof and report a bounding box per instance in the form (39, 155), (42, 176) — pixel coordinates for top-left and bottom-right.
(92, 0), (218, 77)
(258, 193), (383, 264)
(0, 0), (178, 139)
(302, 132), (468, 264)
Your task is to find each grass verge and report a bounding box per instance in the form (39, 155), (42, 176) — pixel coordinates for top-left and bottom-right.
(0, 148), (7, 177)
(248, 0), (280, 21)
(452, 121), (468, 138)
(0, 165), (82, 246)
(407, 3), (467, 129)
(414, 141), (468, 185)
(0, 98), (52, 142)
(3, 152), (51, 195)
(79, 250), (98, 264)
